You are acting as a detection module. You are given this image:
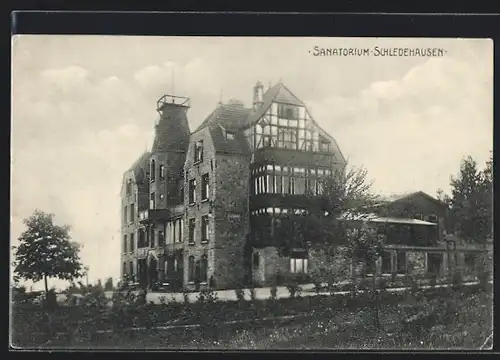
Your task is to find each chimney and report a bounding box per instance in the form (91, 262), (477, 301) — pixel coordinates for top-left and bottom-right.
(253, 81), (264, 111)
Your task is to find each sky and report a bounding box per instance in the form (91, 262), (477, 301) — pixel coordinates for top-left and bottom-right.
(11, 36), (493, 290)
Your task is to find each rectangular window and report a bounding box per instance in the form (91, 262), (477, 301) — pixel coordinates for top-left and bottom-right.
(200, 255), (208, 283)
(123, 235), (128, 254)
(427, 253), (443, 274)
(172, 221), (177, 244)
(126, 179), (132, 195)
(123, 206), (128, 225)
(201, 215), (209, 243)
(278, 104), (299, 120)
(166, 223), (172, 244)
(150, 193), (155, 210)
(159, 230), (165, 246)
(130, 203), (135, 223)
(295, 176), (305, 195)
(130, 233), (135, 252)
(150, 228), (156, 248)
(188, 218), (196, 244)
(381, 251), (392, 274)
(188, 256), (195, 282)
(396, 252), (407, 274)
(189, 179), (197, 204)
(159, 165), (165, 179)
(129, 262), (134, 281)
(290, 258), (308, 274)
(262, 135), (272, 147)
(275, 174), (282, 194)
(309, 178), (317, 195)
(320, 140), (330, 152)
(317, 181), (324, 195)
(283, 174), (290, 194)
(201, 173), (209, 201)
(194, 140), (204, 163)
(253, 253), (260, 267)
(138, 229), (146, 248)
(123, 262), (127, 277)
(179, 219), (184, 243)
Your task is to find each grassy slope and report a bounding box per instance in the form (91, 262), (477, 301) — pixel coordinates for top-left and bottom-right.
(58, 290), (492, 350)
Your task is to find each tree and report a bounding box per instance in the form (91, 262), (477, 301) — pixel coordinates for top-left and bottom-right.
(104, 277), (114, 291)
(448, 155), (492, 244)
(305, 163), (378, 288)
(12, 210), (84, 299)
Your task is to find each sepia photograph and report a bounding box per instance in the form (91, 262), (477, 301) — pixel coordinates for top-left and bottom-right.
(10, 35), (493, 350)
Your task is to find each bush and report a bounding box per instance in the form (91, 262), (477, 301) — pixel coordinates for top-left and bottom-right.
(270, 284), (278, 300)
(234, 288), (246, 303)
(452, 272), (463, 288)
(478, 270), (491, 292)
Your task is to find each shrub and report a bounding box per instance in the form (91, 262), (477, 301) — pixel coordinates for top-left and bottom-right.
(235, 288), (246, 303)
(425, 272), (436, 286)
(249, 287), (257, 302)
(452, 271), (463, 288)
(285, 281), (302, 299)
(270, 284), (278, 300)
(478, 270), (490, 292)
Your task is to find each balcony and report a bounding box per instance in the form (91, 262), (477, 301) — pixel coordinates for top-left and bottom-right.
(139, 209), (170, 223)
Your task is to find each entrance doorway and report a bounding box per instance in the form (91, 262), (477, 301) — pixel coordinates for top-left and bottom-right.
(148, 257), (158, 288)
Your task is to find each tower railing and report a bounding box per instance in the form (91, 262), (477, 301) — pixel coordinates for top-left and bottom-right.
(156, 94), (190, 113)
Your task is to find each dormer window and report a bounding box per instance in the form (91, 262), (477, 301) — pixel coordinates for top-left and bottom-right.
(150, 159), (156, 182)
(194, 141), (204, 163)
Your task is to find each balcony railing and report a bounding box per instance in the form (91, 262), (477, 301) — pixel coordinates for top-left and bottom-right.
(156, 94), (190, 113)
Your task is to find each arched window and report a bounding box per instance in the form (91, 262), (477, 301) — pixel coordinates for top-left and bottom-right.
(200, 255), (208, 283)
(150, 159), (156, 182)
(126, 179), (132, 195)
(164, 260), (168, 280)
(188, 256), (195, 282)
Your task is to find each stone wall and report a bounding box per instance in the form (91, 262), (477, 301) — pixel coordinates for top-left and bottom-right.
(183, 128), (217, 289)
(213, 153), (250, 289)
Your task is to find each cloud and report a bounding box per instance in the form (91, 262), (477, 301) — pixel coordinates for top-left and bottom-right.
(307, 56), (492, 196)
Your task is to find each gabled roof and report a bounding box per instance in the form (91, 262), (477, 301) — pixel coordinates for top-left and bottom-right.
(374, 191), (447, 208)
(244, 82), (304, 128)
(124, 151), (150, 190)
(194, 102), (251, 133)
(337, 212), (437, 226)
